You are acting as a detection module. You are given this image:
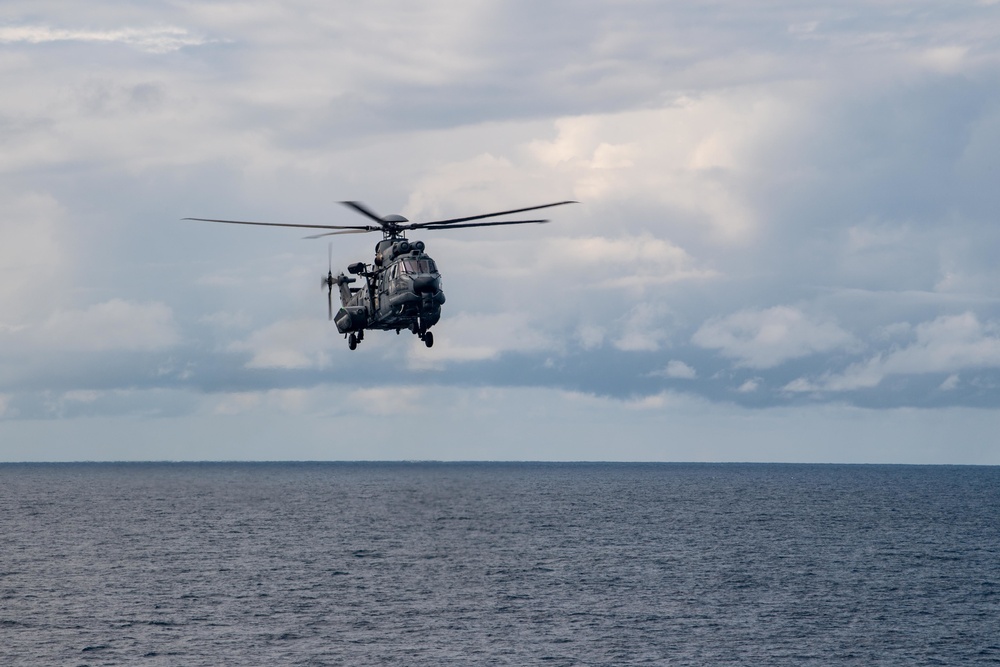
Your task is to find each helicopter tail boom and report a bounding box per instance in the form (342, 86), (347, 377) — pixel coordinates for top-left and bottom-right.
(336, 273), (356, 306)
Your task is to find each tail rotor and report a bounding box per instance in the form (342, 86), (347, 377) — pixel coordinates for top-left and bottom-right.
(323, 242), (335, 320)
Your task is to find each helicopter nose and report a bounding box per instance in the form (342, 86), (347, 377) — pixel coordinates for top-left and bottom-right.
(412, 275), (438, 294)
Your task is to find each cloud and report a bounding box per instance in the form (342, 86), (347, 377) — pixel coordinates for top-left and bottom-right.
(622, 391), (693, 411)
(210, 391), (262, 416)
(29, 300), (181, 352)
(917, 46), (969, 74)
(940, 374), (960, 391)
(3, 0), (1000, 461)
(576, 325), (606, 350)
(228, 319), (333, 369)
(0, 191), (67, 325)
(614, 303), (673, 352)
(349, 386), (425, 416)
(882, 312), (1000, 373)
(545, 235), (718, 290)
(0, 387), (201, 420)
(520, 100), (778, 242)
(0, 24), (218, 53)
(407, 312), (556, 369)
(693, 306), (856, 369)
(430, 232), (715, 307)
(651, 360), (698, 380)
(793, 312), (1000, 392)
(209, 389), (315, 416)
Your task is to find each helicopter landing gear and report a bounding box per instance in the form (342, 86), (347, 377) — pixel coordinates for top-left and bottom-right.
(411, 317), (434, 348)
(347, 330), (363, 350)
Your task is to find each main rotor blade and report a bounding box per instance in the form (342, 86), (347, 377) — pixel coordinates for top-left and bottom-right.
(339, 201), (387, 227)
(303, 229), (374, 239)
(418, 201), (576, 226)
(417, 219), (550, 231)
(183, 217), (373, 232)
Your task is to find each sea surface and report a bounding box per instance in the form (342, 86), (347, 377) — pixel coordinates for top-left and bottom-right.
(1, 462), (998, 666)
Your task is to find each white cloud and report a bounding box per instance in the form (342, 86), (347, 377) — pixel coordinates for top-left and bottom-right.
(520, 98), (786, 242)
(940, 374), (960, 391)
(0, 24), (218, 53)
(576, 325), (606, 350)
(407, 312), (556, 369)
(916, 46), (968, 74)
(229, 319), (332, 369)
(654, 360), (697, 380)
(782, 377), (817, 393)
(33, 300), (180, 352)
(882, 312), (1000, 374)
(435, 233), (715, 299)
(693, 306), (856, 369)
(543, 235), (718, 290)
(614, 303), (672, 352)
(63, 390), (101, 403)
(623, 391), (693, 411)
(401, 89), (797, 245)
(804, 312), (1000, 392)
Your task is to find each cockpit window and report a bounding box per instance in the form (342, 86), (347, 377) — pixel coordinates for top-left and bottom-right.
(400, 259), (437, 274)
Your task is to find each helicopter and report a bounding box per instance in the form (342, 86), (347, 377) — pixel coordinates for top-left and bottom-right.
(184, 200), (576, 349)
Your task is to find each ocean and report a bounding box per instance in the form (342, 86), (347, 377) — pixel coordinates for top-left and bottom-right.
(1, 462), (997, 665)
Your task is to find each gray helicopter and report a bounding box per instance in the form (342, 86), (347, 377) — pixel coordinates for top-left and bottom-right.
(185, 200), (576, 349)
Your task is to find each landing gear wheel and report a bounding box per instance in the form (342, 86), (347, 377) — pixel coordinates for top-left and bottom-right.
(348, 333), (358, 350)
(423, 331), (434, 348)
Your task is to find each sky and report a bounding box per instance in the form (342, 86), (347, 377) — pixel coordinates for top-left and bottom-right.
(2, 1), (1000, 463)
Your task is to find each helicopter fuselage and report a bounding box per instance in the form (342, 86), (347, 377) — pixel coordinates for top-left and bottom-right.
(333, 237), (445, 349)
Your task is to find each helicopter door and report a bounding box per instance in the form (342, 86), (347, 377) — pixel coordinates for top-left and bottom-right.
(378, 264), (394, 316)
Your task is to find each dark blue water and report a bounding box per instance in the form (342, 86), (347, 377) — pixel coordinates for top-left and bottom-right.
(1, 463), (998, 665)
